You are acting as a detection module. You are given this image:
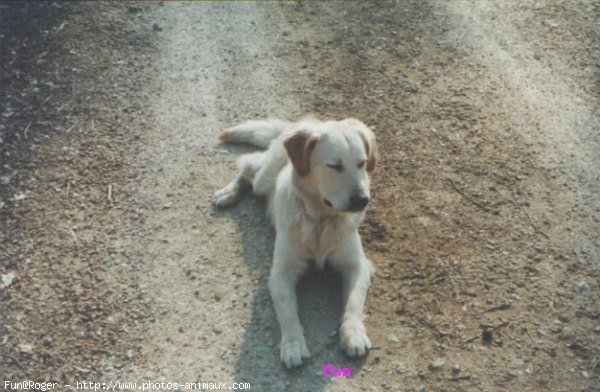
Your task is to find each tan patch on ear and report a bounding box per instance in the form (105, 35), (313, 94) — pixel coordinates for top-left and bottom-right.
(284, 131), (318, 177)
(359, 131), (377, 172)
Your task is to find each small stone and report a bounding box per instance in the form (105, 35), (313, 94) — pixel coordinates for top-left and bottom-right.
(387, 334), (400, 343)
(0, 272), (16, 289)
(594, 325), (600, 333)
(431, 358), (445, 370)
(559, 327), (575, 340)
(42, 336), (53, 347)
(75, 367), (92, 376)
(508, 370), (522, 378)
(576, 282), (590, 292)
(511, 358), (525, 369)
(452, 364), (461, 376)
(558, 314), (571, 323)
(127, 350), (134, 360)
(482, 329), (493, 345)
(75, 331), (85, 339)
(18, 344), (33, 355)
(418, 385), (426, 392)
(393, 362), (407, 374)
(581, 371), (589, 378)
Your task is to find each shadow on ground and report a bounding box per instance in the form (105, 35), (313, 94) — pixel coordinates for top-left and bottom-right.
(210, 147), (368, 390)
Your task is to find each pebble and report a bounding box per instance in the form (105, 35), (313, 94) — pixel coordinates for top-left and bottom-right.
(418, 385), (426, 392)
(42, 336), (53, 347)
(511, 358), (525, 369)
(127, 350), (134, 360)
(559, 327), (575, 340)
(0, 272), (16, 289)
(431, 358), (445, 370)
(387, 334), (400, 343)
(576, 281), (590, 292)
(558, 314), (571, 323)
(75, 331), (86, 339)
(18, 344), (33, 355)
(393, 362), (408, 374)
(452, 364), (461, 375)
(508, 370), (522, 378)
(581, 371), (589, 378)
(75, 367), (92, 376)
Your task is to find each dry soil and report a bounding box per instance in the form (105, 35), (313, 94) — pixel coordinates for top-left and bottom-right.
(1, 2), (598, 392)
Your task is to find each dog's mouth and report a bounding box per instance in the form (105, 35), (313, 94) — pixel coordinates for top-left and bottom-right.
(323, 198), (333, 208)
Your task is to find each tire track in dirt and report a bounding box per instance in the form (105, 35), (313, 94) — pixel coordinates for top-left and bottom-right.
(127, 3), (353, 391)
(269, 1), (599, 391)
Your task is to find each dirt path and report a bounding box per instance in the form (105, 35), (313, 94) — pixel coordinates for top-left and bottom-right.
(1, 2), (598, 392)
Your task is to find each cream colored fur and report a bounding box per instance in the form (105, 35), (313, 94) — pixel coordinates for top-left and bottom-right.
(214, 117), (376, 368)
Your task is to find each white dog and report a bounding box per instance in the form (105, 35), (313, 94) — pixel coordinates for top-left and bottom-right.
(214, 117), (376, 368)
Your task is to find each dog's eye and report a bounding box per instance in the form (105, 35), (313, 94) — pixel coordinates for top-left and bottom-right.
(327, 163), (344, 172)
(357, 160), (366, 169)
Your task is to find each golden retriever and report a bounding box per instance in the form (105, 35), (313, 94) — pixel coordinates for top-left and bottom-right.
(214, 117), (376, 368)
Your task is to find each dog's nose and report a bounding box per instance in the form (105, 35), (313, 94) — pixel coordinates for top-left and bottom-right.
(349, 194), (369, 211)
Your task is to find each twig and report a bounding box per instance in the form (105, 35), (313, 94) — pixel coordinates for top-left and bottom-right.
(69, 228), (79, 243)
(6, 355), (24, 370)
(576, 310), (599, 320)
(483, 303), (511, 313)
(66, 181), (71, 196)
(481, 321), (509, 330)
(448, 179), (492, 212)
(461, 321), (508, 346)
(108, 185), (113, 204)
(23, 121), (32, 139)
(419, 317), (454, 339)
(462, 334), (480, 345)
(65, 123), (77, 133)
(448, 375), (471, 381)
(55, 22), (67, 34)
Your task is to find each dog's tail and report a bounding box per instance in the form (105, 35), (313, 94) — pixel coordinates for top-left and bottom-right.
(218, 119), (291, 149)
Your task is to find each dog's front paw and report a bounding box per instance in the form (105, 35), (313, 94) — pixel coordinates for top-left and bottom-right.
(280, 335), (310, 368)
(213, 182), (240, 207)
(340, 318), (371, 357)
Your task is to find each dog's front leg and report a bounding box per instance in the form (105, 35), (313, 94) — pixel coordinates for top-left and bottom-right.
(332, 234), (372, 357)
(268, 242), (310, 368)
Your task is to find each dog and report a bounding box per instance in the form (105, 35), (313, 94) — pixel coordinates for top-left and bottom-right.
(213, 117), (376, 368)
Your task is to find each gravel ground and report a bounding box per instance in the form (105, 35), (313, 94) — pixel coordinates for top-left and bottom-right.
(1, 2), (598, 391)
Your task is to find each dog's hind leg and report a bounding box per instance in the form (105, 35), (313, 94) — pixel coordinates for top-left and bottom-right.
(213, 152), (264, 207)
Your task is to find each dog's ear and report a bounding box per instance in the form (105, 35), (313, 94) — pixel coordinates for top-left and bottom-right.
(358, 127), (377, 172)
(284, 130), (318, 177)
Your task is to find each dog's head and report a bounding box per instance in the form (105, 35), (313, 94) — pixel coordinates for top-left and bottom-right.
(284, 118), (377, 213)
